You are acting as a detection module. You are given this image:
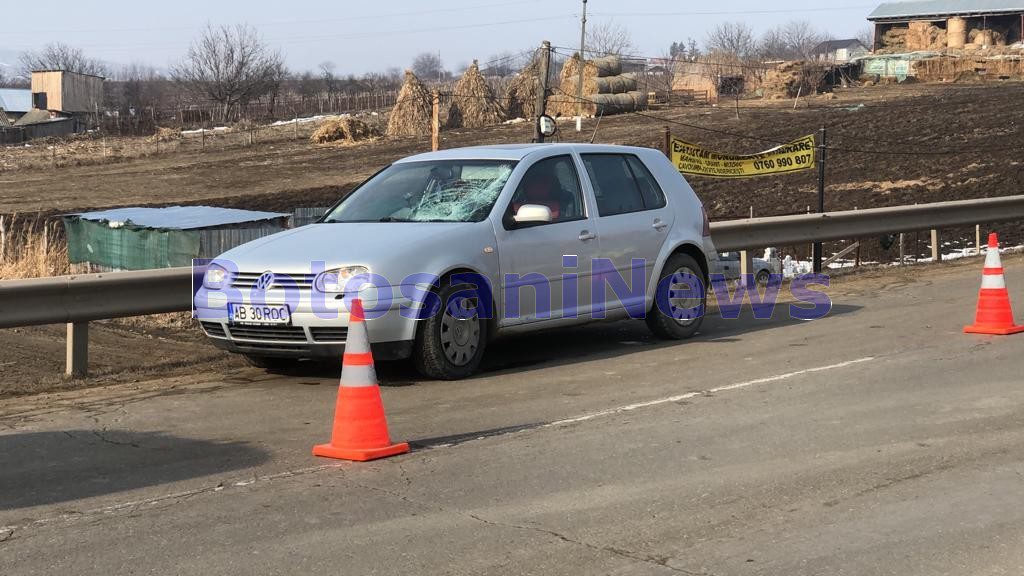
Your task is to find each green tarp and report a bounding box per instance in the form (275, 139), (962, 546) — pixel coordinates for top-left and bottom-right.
(63, 217), (201, 270)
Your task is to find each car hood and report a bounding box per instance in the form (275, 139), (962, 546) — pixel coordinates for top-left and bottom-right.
(213, 222), (487, 278)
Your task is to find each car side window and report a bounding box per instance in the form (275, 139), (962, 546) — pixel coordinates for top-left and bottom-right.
(505, 155), (585, 228)
(582, 154), (667, 217)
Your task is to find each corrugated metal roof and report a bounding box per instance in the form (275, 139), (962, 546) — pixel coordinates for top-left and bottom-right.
(72, 206), (291, 230)
(812, 39), (868, 53)
(869, 0), (1024, 20)
(0, 88), (31, 113)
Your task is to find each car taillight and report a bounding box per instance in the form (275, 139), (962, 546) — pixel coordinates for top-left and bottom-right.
(701, 207), (711, 237)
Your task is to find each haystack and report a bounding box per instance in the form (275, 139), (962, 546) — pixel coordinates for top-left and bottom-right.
(762, 61), (824, 99)
(447, 61), (505, 128)
(505, 57), (542, 119)
(386, 70), (433, 137)
(551, 53), (643, 117)
(148, 126), (181, 143)
(310, 116), (380, 144)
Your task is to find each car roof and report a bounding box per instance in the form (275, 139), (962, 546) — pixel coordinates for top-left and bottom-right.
(395, 143), (656, 163)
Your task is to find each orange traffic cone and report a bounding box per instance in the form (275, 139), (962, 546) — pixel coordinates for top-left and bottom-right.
(964, 233), (1024, 336)
(313, 298), (409, 461)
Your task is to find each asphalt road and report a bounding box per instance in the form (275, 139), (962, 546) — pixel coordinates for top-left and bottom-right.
(2, 257), (1023, 575)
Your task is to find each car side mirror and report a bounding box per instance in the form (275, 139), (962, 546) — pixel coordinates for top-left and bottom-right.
(513, 204), (553, 225)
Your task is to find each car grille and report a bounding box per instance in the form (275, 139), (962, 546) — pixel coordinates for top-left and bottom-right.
(231, 272), (316, 291)
(310, 327), (348, 343)
(227, 325), (308, 342)
(200, 322), (227, 338)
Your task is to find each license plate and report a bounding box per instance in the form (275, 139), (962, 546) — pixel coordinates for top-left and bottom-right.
(229, 303), (291, 325)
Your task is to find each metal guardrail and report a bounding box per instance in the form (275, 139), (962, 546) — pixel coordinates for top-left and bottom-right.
(710, 195), (1024, 251)
(3, 195), (1024, 376)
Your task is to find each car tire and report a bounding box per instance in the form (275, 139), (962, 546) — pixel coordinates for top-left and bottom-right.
(756, 269), (771, 286)
(243, 355), (300, 372)
(646, 253), (706, 340)
(413, 276), (488, 380)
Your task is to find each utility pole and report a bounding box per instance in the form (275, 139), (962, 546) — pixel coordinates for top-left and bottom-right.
(813, 126), (827, 274)
(576, 0), (588, 121)
(533, 40), (552, 143)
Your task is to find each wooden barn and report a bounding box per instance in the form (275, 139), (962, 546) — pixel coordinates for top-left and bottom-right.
(30, 70), (104, 113)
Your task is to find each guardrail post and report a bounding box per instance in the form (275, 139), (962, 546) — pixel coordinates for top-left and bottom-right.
(976, 224), (982, 255)
(66, 322), (88, 379)
(931, 229), (941, 262)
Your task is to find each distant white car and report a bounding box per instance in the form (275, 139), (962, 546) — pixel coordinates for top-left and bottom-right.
(195, 143), (719, 379)
(714, 249), (782, 285)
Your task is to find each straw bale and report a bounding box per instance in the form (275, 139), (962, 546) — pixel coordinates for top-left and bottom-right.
(310, 116), (380, 144)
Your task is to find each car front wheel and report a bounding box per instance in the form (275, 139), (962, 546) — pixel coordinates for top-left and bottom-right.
(413, 277), (488, 380)
(646, 253), (707, 340)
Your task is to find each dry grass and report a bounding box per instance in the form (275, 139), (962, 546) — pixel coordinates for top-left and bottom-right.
(310, 116), (382, 144)
(386, 70), (433, 137)
(447, 61), (505, 129)
(0, 216), (70, 280)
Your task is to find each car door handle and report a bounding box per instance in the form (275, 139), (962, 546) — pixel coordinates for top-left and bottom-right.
(579, 231), (597, 241)
(652, 219), (668, 231)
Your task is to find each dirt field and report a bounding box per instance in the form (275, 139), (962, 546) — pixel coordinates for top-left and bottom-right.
(3, 83), (1023, 221)
(2, 82), (1024, 395)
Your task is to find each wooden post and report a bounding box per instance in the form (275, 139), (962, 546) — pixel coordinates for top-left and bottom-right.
(0, 215), (6, 264)
(533, 40), (552, 143)
(66, 322), (88, 378)
(931, 229), (941, 262)
(739, 250), (756, 289)
(663, 125), (671, 158)
(431, 90), (440, 152)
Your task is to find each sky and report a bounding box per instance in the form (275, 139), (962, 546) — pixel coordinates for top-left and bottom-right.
(0, 0), (878, 75)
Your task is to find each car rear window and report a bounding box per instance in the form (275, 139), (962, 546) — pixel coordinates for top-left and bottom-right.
(581, 154), (666, 217)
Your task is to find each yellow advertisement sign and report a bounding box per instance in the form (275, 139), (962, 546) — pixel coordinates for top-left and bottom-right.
(670, 135), (816, 178)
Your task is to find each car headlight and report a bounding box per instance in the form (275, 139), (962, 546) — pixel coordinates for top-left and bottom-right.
(203, 264), (229, 289)
(315, 266), (370, 293)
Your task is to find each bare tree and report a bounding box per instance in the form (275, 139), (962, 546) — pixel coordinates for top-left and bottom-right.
(171, 24), (285, 122)
(781, 20), (827, 60)
(756, 27), (789, 61)
(411, 52), (448, 83)
(587, 20), (636, 56)
(705, 22), (756, 61)
(18, 42), (108, 78)
(857, 26), (875, 50)
(0, 68), (22, 88)
(319, 61), (339, 97)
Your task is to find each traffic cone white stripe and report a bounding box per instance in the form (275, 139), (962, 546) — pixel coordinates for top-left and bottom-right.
(982, 273), (1007, 290)
(340, 362), (378, 387)
(985, 246), (1002, 269)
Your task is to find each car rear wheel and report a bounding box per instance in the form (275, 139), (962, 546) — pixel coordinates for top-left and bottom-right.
(413, 277), (488, 380)
(243, 355), (300, 372)
(646, 253), (706, 340)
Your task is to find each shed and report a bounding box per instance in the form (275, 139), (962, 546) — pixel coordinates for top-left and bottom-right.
(868, 1), (1024, 50)
(30, 70), (104, 113)
(62, 206), (290, 271)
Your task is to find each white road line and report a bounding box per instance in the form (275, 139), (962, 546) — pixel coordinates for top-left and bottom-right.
(546, 357), (876, 427)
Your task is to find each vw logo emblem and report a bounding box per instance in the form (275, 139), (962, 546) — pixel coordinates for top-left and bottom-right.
(254, 271), (275, 291)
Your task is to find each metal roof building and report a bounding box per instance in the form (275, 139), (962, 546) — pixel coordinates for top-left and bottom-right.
(869, 0), (1024, 21)
(867, 0), (1024, 50)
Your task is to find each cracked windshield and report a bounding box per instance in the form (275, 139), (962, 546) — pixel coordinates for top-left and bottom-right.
(324, 160), (517, 223)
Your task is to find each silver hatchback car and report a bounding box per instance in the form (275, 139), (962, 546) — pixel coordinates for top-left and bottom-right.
(195, 143), (718, 379)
